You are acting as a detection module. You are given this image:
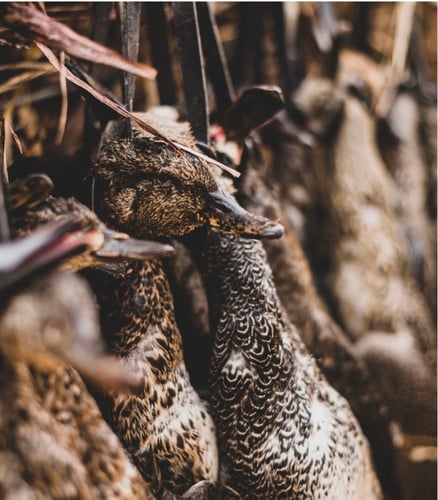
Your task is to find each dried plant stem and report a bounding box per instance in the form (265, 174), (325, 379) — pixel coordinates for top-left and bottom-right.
(375, 2), (416, 117)
(38, 43), (241, 178)
(54, 51), (68, 145)
(0, 110), (10, 242)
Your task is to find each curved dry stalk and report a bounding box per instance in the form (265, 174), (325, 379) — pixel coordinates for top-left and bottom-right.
(0, 68), (55, 95)
(374, 2), (417, 117)
(0, 111), (9, 242)
(38, 43), (241, 178)
(1, 2), (157, 80)
(54, 50), (68, 145)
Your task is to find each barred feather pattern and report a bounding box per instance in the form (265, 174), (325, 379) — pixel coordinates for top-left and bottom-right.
(93, 261), (218, 496)
(202, 231), (382, 499)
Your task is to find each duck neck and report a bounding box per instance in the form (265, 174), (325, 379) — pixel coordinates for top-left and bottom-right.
(94, 261), (182, 359)
(202, 231), (296, 392)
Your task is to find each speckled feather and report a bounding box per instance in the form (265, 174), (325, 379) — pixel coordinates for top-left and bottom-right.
(93, 132), (218, 239)
(0, 272), (151, 499)
(88, 262), (218, 497)
(202, 230), (382, 499)
(237, 135), (399, 495)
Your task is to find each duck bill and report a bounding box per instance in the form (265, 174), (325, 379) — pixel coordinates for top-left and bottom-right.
(224, 85), (285, 140)
(0, 218), (86, 294)
(59, 344), (145, 395)
(207, 190), (284, 239)
(94, 225), (174, 260)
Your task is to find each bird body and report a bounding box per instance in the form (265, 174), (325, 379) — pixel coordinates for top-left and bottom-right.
(293, 74), (436, 436)
(202, 229), (382, 499)
(379, 90), (437, 318)
(236, 131), (399, 498)
(0, 271), (152, 500)
(90, 126), (222, 496)
(88, 261), (218, 497)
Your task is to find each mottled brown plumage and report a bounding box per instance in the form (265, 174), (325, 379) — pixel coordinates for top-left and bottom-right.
(0, 221), (153, 499)
(86, 261), (218, 498)
(293, 72), (436, 436)
(0, 272), (152, 499)
(93, 133), (216, 239)
(93, 111), (283, 241)
(8, 174), (174, 271)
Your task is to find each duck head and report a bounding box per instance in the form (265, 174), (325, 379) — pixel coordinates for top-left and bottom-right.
(291, 77), (344, 138)
(8, 174), (174, 271)
(93, 134), (284, 240)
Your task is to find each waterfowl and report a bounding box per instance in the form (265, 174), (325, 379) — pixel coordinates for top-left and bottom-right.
(85, 260), (218, 498)
(89, 115), (282, 496)
(292, 67), (437, 437)
(329, 49), (437, 318)
(176, 61), (381, 495)
(378, 89), (436, 319)
(237, 137), (400, 497)
(8, 173), (174, 272)
(0, 219), (155, 499)
(203, 69), (398, 493)
(200, 186), (382, 499)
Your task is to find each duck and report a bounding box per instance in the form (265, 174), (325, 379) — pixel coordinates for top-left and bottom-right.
(203, 67), (399, 494)
(378, 89), (436, 319)
(0, 217), (158, 499)
(88, 115), (283, 497)
(7, 173), (174, 272)
(200, 180), (382, 499)
(3, 174), (181, 498)
(291, 55), (437, 438)
(84, 259), (217, 498)
(236, 134), (401, 497)
(329, 49), (437, 319)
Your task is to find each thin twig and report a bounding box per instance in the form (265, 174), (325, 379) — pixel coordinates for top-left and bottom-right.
(374, 2), (417, 118)
(0, 110), (10, 242)
(8, 125), (23, 155)
(55, 50), (68, 145)
(0, 61), (54, 71)
(38, 43), (241, 178)
(0, 68), (55, 96)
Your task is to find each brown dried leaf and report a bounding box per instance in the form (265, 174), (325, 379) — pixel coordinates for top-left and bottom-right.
(2, 2), (157, 80)
(37, 43), (176, 145)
